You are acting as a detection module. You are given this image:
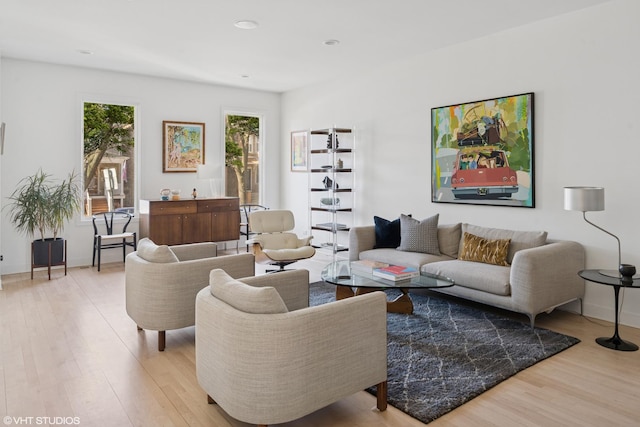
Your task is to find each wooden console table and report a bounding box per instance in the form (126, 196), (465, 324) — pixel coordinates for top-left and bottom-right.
(139, 198), (240, 246)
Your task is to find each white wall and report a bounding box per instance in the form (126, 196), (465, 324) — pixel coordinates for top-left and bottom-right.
(0, 59), (280, 273)
(281, 0), (640, 327)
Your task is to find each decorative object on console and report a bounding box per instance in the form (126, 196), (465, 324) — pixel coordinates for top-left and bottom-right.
(160, 188), (171, 201)
(162, 121), (205, 173)
(564, 186), (632, 275)
(431, 92), (534, 208)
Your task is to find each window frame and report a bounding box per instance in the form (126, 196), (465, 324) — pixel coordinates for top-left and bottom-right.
(222, 109), (264, 205)
(80, 95), (141, 221)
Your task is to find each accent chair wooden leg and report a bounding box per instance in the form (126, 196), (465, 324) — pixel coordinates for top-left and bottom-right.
(207, 395), (215, 404)
(377, 381), (387, 411)
(158, 331), (166, 351)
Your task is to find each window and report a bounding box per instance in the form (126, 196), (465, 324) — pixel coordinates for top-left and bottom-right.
(224, 113), (261, 204)
(82, 102), (137, 217)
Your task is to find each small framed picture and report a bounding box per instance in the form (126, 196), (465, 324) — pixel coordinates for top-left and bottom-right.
(163, 121), (205, 173)
(291, 130), (308, 172)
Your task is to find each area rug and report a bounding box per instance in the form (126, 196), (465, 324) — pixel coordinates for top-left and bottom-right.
(309, 281), (580, 424)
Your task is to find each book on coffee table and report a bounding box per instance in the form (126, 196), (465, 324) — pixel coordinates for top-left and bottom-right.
(350, 259), (389, 274)
(372, 265), (419, 281)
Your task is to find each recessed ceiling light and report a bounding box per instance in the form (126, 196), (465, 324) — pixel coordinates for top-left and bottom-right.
(241, 74), (250, 78)
(323, 39), (340, 46)
(77, 49), (94, 55)
(234, 20), (259, 30)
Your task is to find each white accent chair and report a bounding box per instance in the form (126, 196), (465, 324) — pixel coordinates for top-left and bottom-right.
(195, 268), (388, 427)
(125, 238), (255, 351)
(247, 209), (316, 271)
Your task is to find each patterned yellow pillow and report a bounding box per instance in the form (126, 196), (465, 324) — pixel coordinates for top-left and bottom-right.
(459, 232), (511, 266)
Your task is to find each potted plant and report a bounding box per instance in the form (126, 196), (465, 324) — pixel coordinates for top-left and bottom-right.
(7, 169), (81, 267)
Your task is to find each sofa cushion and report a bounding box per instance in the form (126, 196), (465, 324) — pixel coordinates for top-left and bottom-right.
(438, 223), (462, 258)
(461, 224), (547, 264)
(209, 269), (288, 314)
(373, 216), (402, 248)
(136, 238), (179, 263)
(422, 260), (511, 296)
(360, 248), (453, 270)
(398, 214), (441, 255)
(459, 232), (510, 266)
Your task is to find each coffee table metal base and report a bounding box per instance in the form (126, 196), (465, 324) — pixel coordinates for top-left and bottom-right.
(336, 286), (414, 314)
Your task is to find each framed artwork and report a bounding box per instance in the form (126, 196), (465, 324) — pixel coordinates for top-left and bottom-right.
(431, 92), (535, 208)
(163, 121), (205, 173)
(291, 130), (308, 172)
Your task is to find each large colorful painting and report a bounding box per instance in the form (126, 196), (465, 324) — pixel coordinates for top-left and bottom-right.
(431, 92), (534, 208)
(163, 121), (205, 173)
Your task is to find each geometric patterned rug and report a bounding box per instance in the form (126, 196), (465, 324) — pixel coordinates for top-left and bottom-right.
(309, 281), (580, 424)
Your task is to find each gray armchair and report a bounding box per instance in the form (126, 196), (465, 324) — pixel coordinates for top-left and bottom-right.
(125, 238), (255, 351)
(195, 268), (388, 427)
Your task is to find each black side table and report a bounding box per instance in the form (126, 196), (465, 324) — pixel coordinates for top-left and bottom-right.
(579, 269), (639, 351)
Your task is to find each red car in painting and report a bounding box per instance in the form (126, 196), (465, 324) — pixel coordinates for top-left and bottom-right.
(451, 145), (518, 199)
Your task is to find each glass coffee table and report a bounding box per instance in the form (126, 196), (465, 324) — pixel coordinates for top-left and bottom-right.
(321, 260), (454, 314)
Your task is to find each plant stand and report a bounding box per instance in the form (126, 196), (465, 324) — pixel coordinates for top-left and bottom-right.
(31, 239), (67, 280)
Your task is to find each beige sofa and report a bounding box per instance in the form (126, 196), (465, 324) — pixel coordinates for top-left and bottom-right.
(196, 268), (388, 427)
(125, 238), (255, 351)
(349, 221), (585, 327)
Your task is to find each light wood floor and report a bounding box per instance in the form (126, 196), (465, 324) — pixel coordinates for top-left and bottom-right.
(2, 252), (640, 427)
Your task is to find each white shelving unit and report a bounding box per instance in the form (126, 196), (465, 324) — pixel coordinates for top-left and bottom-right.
(308, 127), (354, 255)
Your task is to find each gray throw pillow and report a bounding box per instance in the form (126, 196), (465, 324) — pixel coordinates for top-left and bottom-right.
(398, 214), (441, 255)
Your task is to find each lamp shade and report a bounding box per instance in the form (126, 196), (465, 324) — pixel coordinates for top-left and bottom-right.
(563, 186), (605, 212)
(197, 163), (218, 179)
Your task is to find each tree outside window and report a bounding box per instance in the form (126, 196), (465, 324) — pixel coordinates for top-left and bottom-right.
(83, 102), (136, 216)
(225, 114), (260, 204)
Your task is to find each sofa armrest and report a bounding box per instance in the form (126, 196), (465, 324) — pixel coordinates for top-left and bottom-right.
(510, 240), (585, 315)
(348, 225), (376, 261)
(169, 242), (218, 261)
(239, 269), (309, 311)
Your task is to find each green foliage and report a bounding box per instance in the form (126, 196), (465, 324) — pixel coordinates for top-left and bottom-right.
(225, 115), (259, 202)
(225, 115), (258, 168)
(7, 170), (82, 240)
(83, 103), (134, 191)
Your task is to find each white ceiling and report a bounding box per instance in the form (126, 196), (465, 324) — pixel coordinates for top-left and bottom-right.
(0, 0), (609, 93)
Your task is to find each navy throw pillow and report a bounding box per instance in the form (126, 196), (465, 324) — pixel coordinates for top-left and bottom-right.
(374, 216), (403, 248)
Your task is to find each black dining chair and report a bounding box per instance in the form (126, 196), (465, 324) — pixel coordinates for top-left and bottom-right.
(92, 211), (137, 271)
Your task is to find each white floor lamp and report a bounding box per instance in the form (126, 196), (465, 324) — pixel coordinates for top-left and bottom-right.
(563, 186), (635, 277)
